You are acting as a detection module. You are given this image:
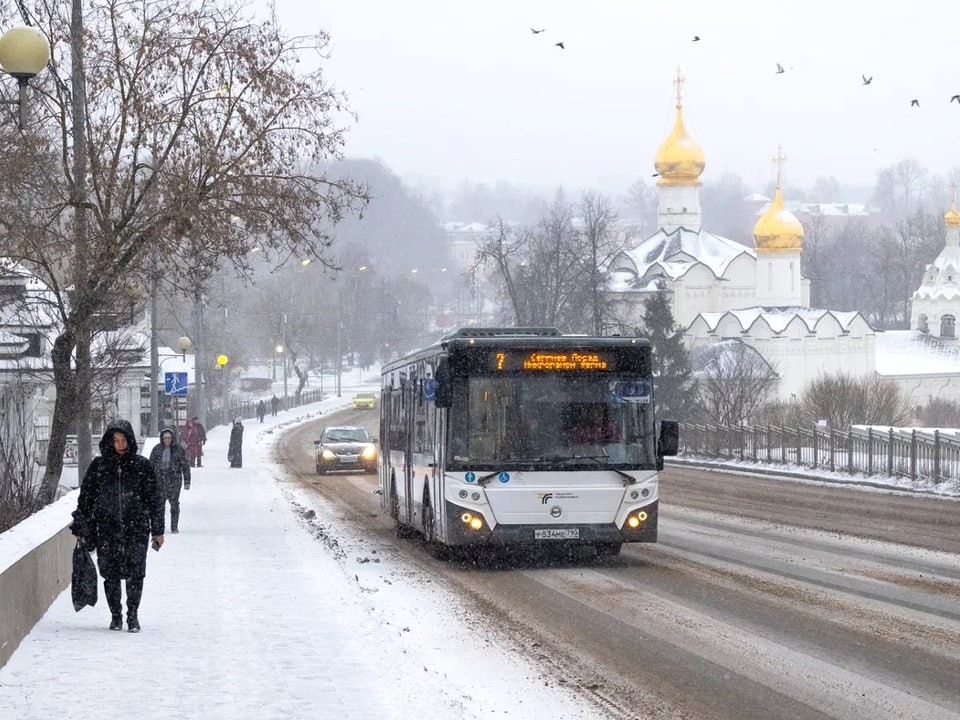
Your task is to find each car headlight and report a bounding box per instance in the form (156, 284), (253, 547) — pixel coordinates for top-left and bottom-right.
(361, 444), (377, 459)
(321, 449), (336, 460)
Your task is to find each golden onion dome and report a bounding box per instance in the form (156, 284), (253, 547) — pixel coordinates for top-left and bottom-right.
(653, 103), (705, 186)
(753, 186), (804, 252)
(946, 199), (960, 229)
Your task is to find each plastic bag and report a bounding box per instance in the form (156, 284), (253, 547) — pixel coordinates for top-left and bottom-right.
(71, 541), (98, 611)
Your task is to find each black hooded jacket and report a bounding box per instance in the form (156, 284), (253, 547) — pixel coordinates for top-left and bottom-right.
(72, 419), (164, 579)
(149, 426), (191, 490)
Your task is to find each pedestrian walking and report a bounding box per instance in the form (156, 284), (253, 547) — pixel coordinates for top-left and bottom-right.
(228, 417), (244, 468)
(181, 417), (203, 468)
(69, 419), (164, 633)
(256, 399), (266, 423)
(148, 427), (191, 534)
(270, 394), (279, 416)
(193, 417), (207, 466)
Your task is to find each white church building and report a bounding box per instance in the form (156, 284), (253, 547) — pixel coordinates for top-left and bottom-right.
(606, 71), (876, 402)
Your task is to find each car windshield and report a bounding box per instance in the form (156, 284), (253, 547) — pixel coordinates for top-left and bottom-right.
(323, 428), (369, 443)
(355, 393), (374, 399)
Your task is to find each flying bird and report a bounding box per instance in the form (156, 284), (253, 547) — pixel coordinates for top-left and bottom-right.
(951, 95), (960, 104)
(775, 63), (785, 74)
(861, 74), (872, 86)
(530, 27), (545, 34)
(555, 41), (565, 49)
(692, 35), (701, 42)
(910, 99), (919, 107)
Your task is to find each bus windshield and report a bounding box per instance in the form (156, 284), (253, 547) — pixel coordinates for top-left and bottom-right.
(447, 374), (657, 470)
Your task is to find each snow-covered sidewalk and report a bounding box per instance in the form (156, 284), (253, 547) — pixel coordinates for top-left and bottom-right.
(0, 373), (598, 720)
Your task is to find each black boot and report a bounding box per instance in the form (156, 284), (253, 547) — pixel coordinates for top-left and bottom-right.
(171, 508), (179, 534)
(105, 579), (123, 631)
(126, 578), (143, 633)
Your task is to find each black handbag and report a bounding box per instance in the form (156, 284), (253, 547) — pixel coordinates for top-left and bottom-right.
(71, 541), (98, 611)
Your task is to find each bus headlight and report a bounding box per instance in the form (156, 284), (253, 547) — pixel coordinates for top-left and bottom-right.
(626, 510), (648, 529)
(460, 512), (484, 531)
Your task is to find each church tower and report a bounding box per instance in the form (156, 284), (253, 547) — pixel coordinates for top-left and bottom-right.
(753, 146), (808, 306)
(653, 68), (705, 233)
(910, 185), (960, 338)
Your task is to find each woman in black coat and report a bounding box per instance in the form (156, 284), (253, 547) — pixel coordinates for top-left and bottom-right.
(71, 419), (164, 633)
(228, 417), (244, 468)
(148, 427), (191, 534)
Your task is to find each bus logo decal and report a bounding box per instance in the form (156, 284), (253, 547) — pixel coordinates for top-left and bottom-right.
(538, 493), (553, 504)
(550, 506), (563, 518)
(498, 472), (510, 483)
(465, 471), (476, 483)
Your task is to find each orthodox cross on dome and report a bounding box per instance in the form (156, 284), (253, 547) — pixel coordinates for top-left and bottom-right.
(952, 180), (958, 204)
(772, 144), (786, 188)
(673, 66), (684, 107)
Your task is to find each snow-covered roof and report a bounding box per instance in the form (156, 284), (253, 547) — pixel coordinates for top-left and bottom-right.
(607, 225), (754, 292)
(875, 329), (960, 376)
(693, 306), (868, 335)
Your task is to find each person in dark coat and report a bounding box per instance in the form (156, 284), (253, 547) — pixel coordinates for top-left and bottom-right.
(256, 399), (266, 423)
(148, 427), (191, 533)
(228, 417), (244, 468)
(270, 395), (279, 416)
(70, 419), (164, 633)
(193, 417), (207, 465)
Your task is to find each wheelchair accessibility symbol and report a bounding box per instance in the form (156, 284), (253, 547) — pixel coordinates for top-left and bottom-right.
(498, 471), (510, 483)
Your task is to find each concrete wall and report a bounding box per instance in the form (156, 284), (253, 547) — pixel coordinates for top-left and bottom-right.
(0, 492), (77, 670)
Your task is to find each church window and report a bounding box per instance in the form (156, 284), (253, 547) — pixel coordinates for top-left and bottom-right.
(942, 315), (956, 338)
(790, 261), (795, 291)
(767, 263), (773, 291)
(918, 314), (929, 333)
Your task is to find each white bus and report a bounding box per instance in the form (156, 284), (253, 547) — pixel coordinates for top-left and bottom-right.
(379, 327), (678, 557)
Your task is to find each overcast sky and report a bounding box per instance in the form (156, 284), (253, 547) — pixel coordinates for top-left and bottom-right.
(269, 0), (960, 196)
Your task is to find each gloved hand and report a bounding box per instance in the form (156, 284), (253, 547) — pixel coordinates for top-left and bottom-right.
(184, 483), (191, 491)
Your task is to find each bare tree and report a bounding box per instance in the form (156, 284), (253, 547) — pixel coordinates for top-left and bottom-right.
(577, 191), (618, 335)
(800, 373), (912, 430)
(694, 340), (777, 426)
(0, 1), (368, 503)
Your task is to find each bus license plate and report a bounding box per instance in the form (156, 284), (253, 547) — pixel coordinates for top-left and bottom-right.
(535, 528), (580, 540)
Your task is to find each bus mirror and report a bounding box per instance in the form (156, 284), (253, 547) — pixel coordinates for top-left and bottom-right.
(658, 420), (679, 457)
(434, 359), (452, 408)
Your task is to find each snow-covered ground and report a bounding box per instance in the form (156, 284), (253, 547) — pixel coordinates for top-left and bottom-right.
(0, 369), (597, 720)
(2, 367), (958, 720)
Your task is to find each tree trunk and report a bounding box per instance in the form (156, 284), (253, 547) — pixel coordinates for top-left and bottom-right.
(39, 331), (77, 504)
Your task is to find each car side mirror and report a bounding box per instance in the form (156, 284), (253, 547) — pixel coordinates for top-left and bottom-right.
(370, 437), (378, 444)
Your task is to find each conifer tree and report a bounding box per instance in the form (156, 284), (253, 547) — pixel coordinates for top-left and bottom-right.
(638, 286), (698, 422)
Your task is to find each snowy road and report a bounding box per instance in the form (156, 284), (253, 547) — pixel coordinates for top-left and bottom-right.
(281, 412), (960, 720)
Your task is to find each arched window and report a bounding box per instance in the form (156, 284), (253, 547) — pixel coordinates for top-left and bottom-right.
(918, 314), (929, 333)
(767, 262), (773, 291)
(941, 314), (956, 338)
(789, 261), (795, 292)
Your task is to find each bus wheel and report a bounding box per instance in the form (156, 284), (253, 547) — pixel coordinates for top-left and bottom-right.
(595, 542), (622, 557)
(393, 478), (416, 539)
(422, 498), (451, 561)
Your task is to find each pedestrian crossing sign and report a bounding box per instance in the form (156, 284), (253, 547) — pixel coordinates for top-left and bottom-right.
(164, 372), (188, 396)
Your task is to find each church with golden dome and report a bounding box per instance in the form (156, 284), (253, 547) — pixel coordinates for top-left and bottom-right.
(607, 70), (876, 400)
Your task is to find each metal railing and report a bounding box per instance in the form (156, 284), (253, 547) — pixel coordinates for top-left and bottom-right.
(680, 423), (960, 486)
(205, 389), (327, 429)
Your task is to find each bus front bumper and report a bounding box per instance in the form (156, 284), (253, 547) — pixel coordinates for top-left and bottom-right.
(444, 500), (658, 546)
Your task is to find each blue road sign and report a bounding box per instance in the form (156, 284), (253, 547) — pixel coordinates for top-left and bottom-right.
(164, 372), (188, 396)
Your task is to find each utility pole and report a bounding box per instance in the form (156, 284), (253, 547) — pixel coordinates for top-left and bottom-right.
(71, 0), (93, 473)
(149, 271), (159, 435)
(282, 313), (288, 402)
(193, 289), (206, 427)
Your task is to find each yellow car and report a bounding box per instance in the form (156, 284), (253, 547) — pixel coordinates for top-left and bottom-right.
(352, 391), (376, 409)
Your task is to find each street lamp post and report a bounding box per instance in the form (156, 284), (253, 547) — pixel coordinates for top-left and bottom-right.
(0, 26), (50, 130)
(216, 354), (228, 424)
(275, 344), (286, 408)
